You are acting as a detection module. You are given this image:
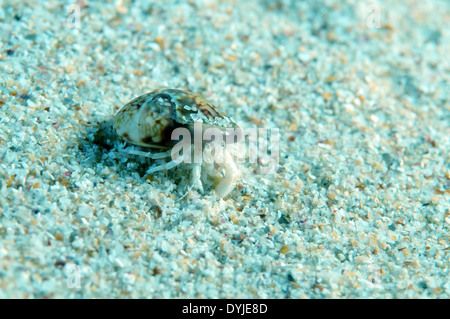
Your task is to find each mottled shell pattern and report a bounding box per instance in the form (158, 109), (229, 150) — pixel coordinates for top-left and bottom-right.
(113, 89), (238, 148)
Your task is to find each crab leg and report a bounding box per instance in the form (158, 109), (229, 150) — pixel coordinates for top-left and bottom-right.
(191, 163), (204, 192)
(145, 159), (181, 175)
(120, 148), (172, 159)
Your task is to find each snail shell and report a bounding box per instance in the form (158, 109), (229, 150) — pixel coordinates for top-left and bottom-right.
(113, 89), (239, 148)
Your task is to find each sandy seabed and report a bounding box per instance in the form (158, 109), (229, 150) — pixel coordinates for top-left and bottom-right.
(0, 0), (449, 298)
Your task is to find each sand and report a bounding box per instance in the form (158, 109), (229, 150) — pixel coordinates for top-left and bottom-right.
(0, 0), (449, 298)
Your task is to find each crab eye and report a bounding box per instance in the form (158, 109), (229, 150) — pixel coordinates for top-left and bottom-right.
(224, 125), (242, 144)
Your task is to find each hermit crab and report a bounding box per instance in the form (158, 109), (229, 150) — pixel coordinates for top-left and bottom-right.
(113, 89), (242, 198)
